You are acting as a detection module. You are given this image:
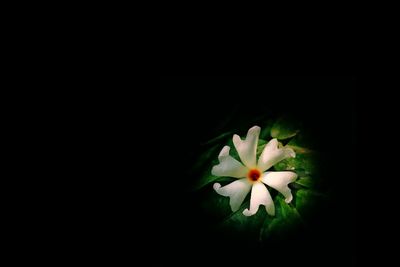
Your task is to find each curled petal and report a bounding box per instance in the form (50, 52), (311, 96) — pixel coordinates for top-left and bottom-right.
(257, 138), (295, 172)
(232, 126), (260, 169)
(261, 171), (298, 203)
(211, 146), (248, 178)
(213, 178), (252, 212)
(243, 182), (275, 216)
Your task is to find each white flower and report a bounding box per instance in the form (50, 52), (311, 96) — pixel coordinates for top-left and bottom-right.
(212, 126), (297, 216)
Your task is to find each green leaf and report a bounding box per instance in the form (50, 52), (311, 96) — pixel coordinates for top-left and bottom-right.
(259, 121), (273, 140)
(199, 185), (233, 221)
(270, 116), (301, 140)
(278, 197), (293, 218)
(288, 132), (314, 148)
(295, 176), (314, 188)
(260, 217), (285, 241)
(277, 196), (302, 222)
(273, 153), (318, 176)
(218, 199), (269, 239)
(285, 145), (314, 154)
(260, 196), (303, 241)
(295, 189), (326, 219)
(256, 139), (267, 157)
(285, 133), (316, 154)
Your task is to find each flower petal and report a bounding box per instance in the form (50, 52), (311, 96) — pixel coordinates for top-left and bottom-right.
(232, 126), (260, 169)
(211, 146), (248, 178)
(257, 138), (295, 172)
(213, 178), (252, 212)
(261, 171), (298, 203)
(243, 182), (275, 216)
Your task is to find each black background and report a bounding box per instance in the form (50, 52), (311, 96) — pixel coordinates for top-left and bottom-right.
(159, 76), (356, 267)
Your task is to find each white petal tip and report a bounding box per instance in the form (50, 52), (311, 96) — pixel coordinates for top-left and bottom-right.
(249, 126), (261, 132)
(218, 146), (231, 160)
(266, 206), (275, 216)
(267, 210), (275, 216)
(287, 172), (298, 182)
(231, 205), (240, 212)
(211, 166), (218, 176)
(285, 196), (293, 203)
(269, 138), (279, 148)
(242, 209), (253, 216)
(289, 148), (296, 158)
(213, 183), (221, 191)
(220, 146), (230, 156)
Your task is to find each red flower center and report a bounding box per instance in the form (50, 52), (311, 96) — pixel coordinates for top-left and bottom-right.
(248, 169), (261, 182)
